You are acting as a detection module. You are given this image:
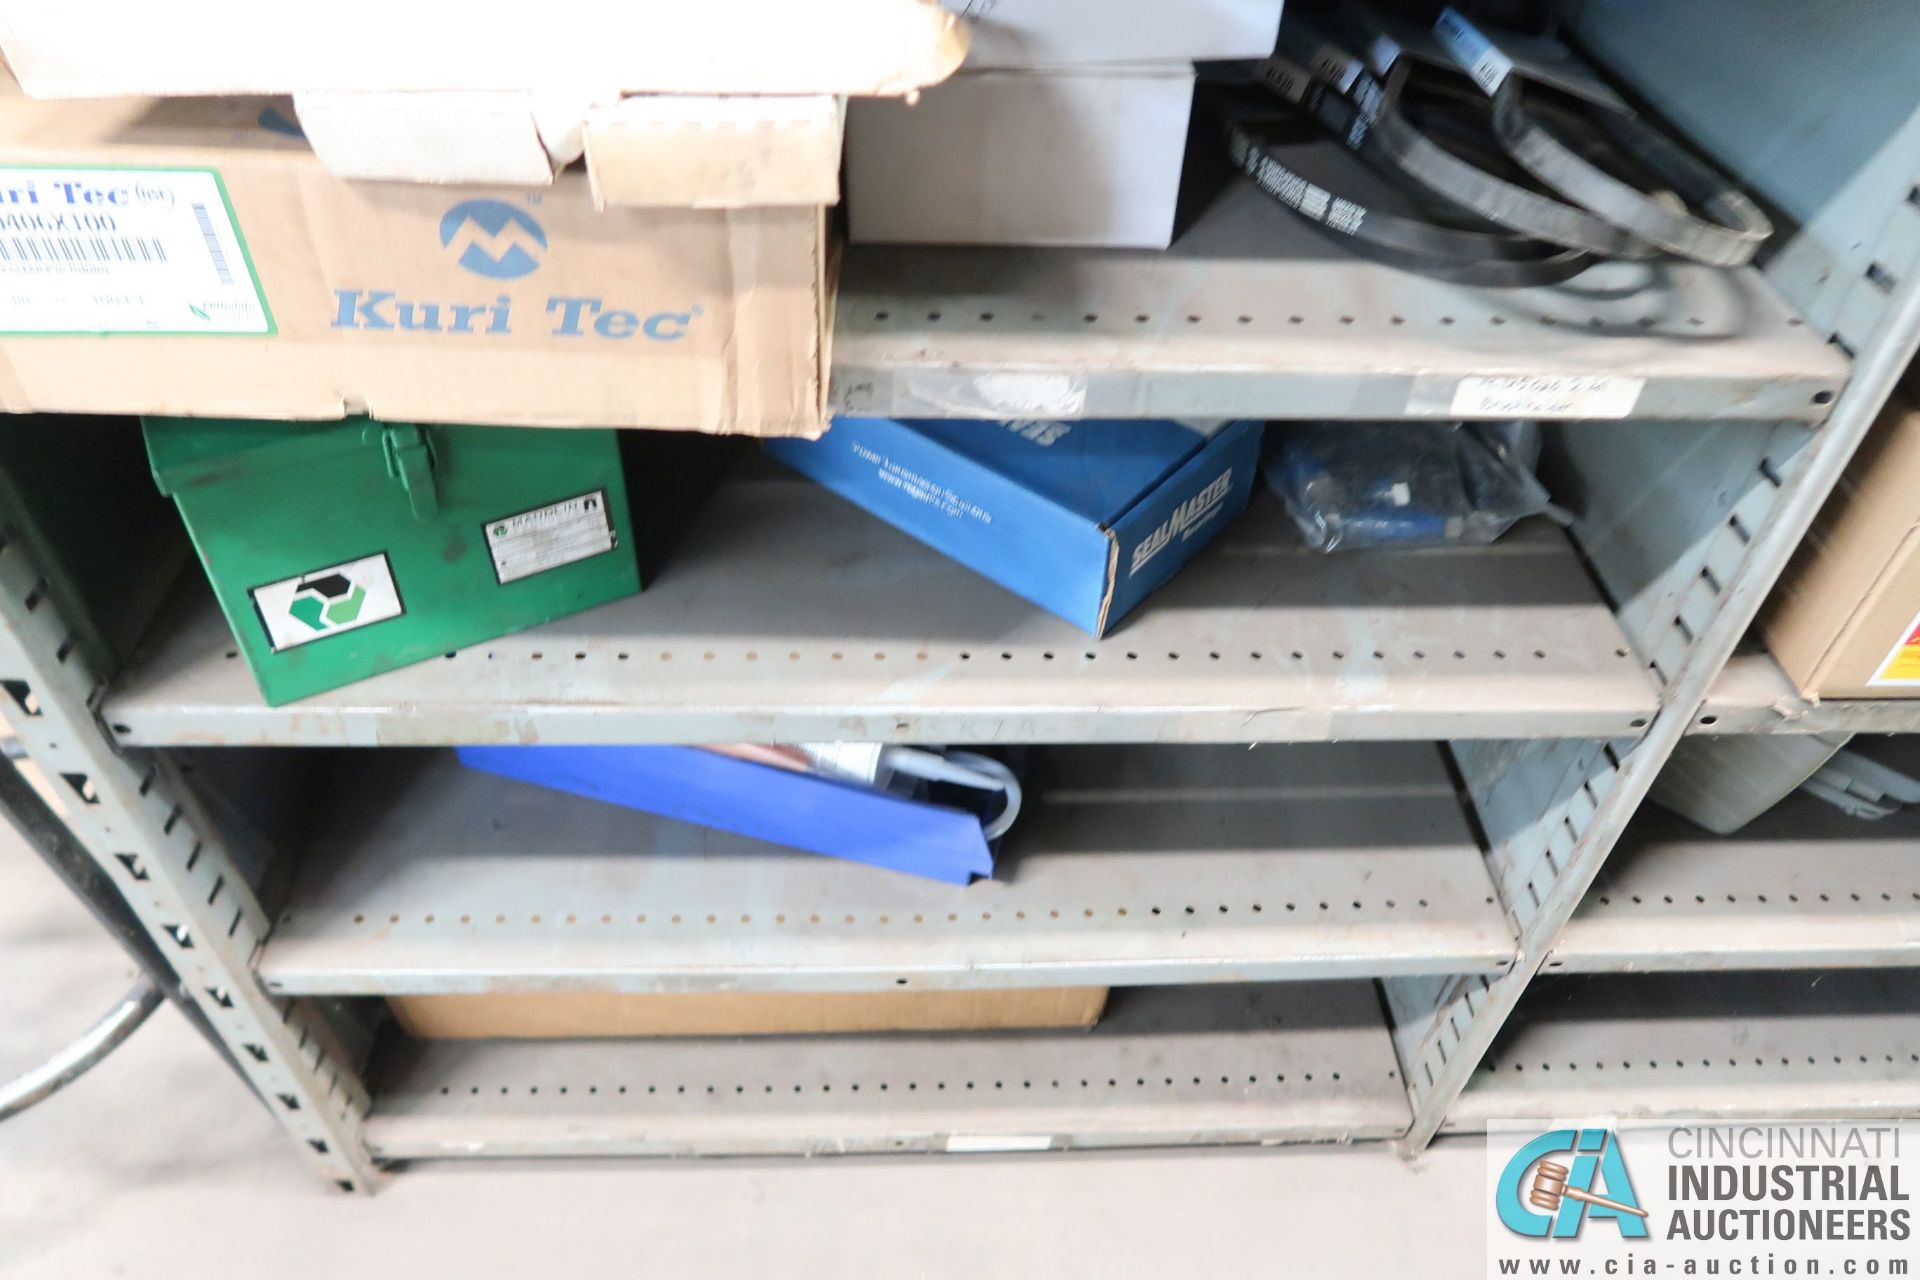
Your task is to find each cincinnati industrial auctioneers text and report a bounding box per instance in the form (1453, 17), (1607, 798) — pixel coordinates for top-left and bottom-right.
(1664, 1125), (1909, 1244)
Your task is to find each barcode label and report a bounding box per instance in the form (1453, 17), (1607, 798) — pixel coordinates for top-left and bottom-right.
(0, 166), (270, 335)
(0, 235), (169, 265)
(1433, 7), (1515, 95)
(191, 202), (233, 284)
(1307, 42), (1363, 93)
(1258, 55), (1312, 104)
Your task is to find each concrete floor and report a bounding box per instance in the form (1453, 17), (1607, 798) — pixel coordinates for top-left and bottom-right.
(0, 825), (1491, 1280)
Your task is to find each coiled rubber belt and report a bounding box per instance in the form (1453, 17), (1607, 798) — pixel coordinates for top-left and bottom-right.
(1227, 104), (1592, 287)
(1488, 76), (1772, 266)
(1274, 27), (1649, 260)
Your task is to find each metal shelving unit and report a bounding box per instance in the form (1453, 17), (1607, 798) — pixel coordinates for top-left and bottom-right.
(1548, 791), (1920, 974)
(4, 0), (1920, 1190)
(363, 984), (1412, 1159)
(104, 478), (1659, 748)
(831, 179), (1845, 424)
(257, 745), (1514, 996)
(1376, 0), (1920, 1152)
(1445, 971), (1920, 1129)
(1694, 651), (1920, 736)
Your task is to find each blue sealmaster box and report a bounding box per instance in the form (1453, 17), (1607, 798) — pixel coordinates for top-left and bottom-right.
(767, 417), (1263, 634)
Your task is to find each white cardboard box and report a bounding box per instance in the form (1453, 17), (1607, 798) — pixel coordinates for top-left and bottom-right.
(943, 0), (1284, 67)
(294, 92), (845, 205)
(846, 66), (1197, 248)
(0, 0), (950, 190)
(0, 0), (966, 97)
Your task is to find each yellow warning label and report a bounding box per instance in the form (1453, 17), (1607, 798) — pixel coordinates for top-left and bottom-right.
(1869, 610), (1920, 685)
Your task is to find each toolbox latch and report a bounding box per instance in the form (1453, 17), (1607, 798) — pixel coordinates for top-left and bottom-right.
(381, 424), (439, 521)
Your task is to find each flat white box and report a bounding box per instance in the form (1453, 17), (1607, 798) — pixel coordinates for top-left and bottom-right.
(943, 0), (1284, 67)
(0, 0), (966, 96)
(846, 66), (1197, 248)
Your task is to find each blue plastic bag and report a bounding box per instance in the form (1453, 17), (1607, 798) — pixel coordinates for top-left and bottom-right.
(1265, 421), (1562, 551)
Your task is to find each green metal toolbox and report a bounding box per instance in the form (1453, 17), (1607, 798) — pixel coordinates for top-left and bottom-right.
(146, 416), (640, 706)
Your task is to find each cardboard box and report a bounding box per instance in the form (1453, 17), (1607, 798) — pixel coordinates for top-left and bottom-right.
(389, 988), (1110, 1038)
(0, 93), (829, 435)
(769, 417), (1262, 634)
(0, 1), (967, 99)
(847, 66), (1197, 248)
(147, 416), (641, 705)
(1764, 391), (1920, 698)
(944, 0), (1284, 68)
(293, 92), (846, 202)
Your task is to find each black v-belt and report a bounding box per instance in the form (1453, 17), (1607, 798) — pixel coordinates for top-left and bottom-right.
(1226, 101), (1593, 287)
(1273, 24), (1649, 260)
(1488, 74), (1772, 266)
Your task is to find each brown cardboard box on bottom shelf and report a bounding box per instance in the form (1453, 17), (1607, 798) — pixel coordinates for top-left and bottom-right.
(1764, 389), (1920, 698)
(389, 988), (1110, 1038)
(0, 91), (829, 436)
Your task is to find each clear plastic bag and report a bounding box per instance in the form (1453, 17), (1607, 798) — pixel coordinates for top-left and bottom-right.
(1264, 420), (1564, 551)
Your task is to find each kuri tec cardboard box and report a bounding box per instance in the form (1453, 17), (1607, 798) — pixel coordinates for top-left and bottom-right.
(1763, 390), (1920, 698)
(0, 93), (831, 435)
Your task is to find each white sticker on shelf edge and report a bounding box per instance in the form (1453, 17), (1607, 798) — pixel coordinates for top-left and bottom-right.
(1407, 373), (1647, 419)
(880, 370), (1090, 419)
(944, 1134), (1054, 1153)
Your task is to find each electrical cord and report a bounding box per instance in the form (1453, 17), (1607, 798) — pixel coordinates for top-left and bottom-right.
(0, 978), (163, 1122)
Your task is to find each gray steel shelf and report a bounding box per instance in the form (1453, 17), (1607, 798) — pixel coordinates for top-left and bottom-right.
(1693, 651), (1920, 735)
(363, 982), (1410, 1158)
(104, 474), (1660, 748)
(259, 743), (1514, 996)
(1549, 790), (1920, 973)
(1445, 970), (1920, 1130)
(830, 178), (1847, 424)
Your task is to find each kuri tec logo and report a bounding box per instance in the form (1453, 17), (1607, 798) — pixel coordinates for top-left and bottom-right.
(328, 194), (703, 342)
(438, 199), (547, 279)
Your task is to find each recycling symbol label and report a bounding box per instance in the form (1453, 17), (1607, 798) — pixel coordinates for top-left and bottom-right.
(251, 552), (404, 652)
(288, 572), (369, 632)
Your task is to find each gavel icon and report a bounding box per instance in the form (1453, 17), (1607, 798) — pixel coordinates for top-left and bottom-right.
(1528, 1161), (1649, 1219)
